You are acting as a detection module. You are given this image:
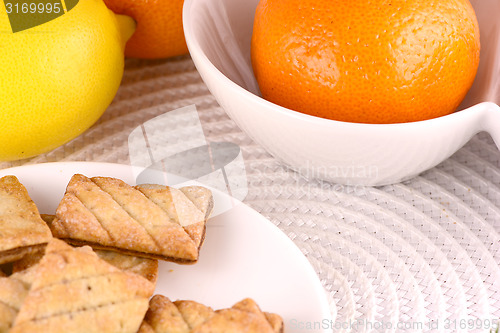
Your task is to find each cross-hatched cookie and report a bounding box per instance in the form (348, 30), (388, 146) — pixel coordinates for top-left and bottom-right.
(0, 176), (52, 265)
(138, 295), (283, 333)
(49, 174), (213, 263)
(10, 239), (154, 333)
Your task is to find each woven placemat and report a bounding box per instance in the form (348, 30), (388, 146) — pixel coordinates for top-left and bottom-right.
(1, 56), (499, 332)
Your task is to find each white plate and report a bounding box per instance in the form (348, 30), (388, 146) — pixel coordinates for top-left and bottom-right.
(0, 162), (332, 333)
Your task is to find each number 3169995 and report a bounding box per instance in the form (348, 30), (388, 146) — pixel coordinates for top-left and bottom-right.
(5, 2), (62, 14)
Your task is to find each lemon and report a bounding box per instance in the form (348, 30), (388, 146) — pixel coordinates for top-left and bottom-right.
(0, 0), (135, 160)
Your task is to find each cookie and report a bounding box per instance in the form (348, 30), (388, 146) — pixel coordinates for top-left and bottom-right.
(10, 239), (154, 333)
(138, 295), (283, 333)
(0, 176), (52, 265)
(49, 175), (213, 263)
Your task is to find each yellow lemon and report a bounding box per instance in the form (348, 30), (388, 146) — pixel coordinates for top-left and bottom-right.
(0, 0), (135, 160)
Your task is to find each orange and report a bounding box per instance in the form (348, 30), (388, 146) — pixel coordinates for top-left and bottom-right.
(251, 0), (480, 124)
(103, 0), (188, 59)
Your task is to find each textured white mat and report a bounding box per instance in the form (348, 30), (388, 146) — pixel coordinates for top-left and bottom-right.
(2, 56), (499, 332)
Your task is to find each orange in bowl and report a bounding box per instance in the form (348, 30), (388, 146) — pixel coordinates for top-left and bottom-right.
(251, 0), (480, 124)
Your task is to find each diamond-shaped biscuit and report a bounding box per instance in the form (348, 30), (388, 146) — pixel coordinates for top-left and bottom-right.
(49, 174), (213, 263)
(10, 239), (154, 333)
(0, 176), (52, 265)
(138, 296), (283, 333)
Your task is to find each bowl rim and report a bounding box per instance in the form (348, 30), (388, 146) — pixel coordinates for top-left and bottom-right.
(182, 0), (490, 131)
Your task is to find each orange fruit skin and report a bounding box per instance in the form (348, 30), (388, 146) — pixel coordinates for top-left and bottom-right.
(104, 0), (188, 59)
(251, 0), (480, 124)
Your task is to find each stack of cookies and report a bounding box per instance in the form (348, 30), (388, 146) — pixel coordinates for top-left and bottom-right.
(0, 175), (283, 333)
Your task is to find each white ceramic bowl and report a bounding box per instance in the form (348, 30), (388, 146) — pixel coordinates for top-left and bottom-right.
(183, 0), (500, 186)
